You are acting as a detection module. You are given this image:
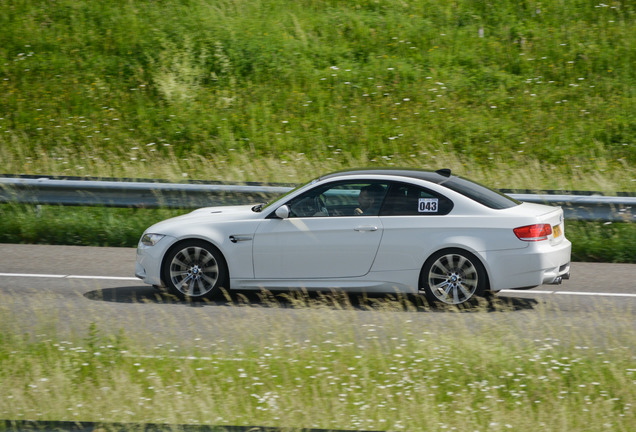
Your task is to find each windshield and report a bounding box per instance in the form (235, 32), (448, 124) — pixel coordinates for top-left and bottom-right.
(252, 179), (316, 212)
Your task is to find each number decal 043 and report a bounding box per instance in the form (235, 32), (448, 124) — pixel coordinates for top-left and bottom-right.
(418, 198), (439, 213)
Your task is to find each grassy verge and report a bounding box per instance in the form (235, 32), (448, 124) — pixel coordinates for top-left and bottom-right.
(0, 204), (633, 263)
(567, 221), (636, 263)
(1, 297), (635, 431)
(0, 204), (176, 249)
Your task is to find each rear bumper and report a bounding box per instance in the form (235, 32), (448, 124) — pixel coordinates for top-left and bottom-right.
(484, 238), (572, 291)
(544, 262), (571, 285)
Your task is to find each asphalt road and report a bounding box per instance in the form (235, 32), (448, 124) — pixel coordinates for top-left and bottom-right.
(1, 244), (635, 349)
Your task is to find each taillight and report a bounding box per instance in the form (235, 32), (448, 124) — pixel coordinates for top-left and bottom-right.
(514, 224), (552, 241)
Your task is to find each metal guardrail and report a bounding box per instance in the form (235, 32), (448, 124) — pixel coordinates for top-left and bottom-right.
(0, 177), (290, 208)
(0, 176), (634, 221)
(507, 193), (634, 222)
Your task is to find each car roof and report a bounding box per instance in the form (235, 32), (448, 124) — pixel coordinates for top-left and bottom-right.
(318, 168), (453, 184)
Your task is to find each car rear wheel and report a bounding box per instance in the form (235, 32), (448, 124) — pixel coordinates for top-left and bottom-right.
(419, 249), (486, 306)
(162, 240), (227, 300)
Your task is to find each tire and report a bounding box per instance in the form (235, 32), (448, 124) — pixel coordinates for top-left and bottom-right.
(161, 240), (228, 300)
(419, 249), (487, 306)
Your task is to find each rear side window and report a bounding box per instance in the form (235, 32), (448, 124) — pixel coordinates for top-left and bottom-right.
(380, 183), (453, 216)
(441, 177), (520, 209)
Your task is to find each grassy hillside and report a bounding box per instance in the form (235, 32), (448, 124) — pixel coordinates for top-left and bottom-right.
(0, 0), (634, 191)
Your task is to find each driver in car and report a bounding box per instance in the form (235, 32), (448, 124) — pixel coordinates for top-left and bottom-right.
(354, 184), (384, 215)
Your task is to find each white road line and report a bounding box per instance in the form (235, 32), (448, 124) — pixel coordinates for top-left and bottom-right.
(499, 289), (636, 298)
(0, 272), (140, 281)
(555, 291), (636, 298)
(0, 272), (66, 279)
(500, 289), (556, 295)
(68, 275), (140, 281)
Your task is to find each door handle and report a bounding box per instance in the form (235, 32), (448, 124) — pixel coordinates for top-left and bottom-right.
(354, 226), (378, 232)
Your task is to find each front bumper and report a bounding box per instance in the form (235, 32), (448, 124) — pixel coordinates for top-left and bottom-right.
(135, 235), (175, 286)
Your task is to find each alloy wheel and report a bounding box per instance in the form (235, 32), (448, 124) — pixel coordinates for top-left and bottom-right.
(169, 246), (220, 297)
(426, 253), (479, 304)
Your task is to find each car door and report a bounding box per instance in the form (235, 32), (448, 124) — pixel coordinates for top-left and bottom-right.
(372, 182), (455, 272)
(252, 181), (389, 279)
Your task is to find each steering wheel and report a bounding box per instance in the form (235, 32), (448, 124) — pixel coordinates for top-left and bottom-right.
(315, 195), (329, 216)
(289, 195), (328, 217)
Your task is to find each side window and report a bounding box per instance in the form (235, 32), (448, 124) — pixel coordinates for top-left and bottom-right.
(286, 181), (389, 217)
(380, 183), (453, 216)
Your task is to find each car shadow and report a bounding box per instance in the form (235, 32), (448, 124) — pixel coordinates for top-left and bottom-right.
(84, 286), (539, 312)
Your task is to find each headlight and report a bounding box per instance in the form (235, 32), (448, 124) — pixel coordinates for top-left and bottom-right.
(141, 233), (165, 246)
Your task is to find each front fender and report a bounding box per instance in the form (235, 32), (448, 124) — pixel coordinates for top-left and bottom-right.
(160, 220), (259, 280)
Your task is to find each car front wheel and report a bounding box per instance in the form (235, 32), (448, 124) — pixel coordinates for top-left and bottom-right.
(419, 249), (486, 306)
(162, 240), (228, 300)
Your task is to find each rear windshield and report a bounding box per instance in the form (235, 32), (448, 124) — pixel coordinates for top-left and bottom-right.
(441, 177), (520, 209)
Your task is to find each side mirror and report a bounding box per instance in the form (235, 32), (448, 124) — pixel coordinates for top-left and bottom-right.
(274, 205), (290, 219)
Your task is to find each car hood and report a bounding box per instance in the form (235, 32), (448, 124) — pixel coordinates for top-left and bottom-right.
(146, 205), (259, 233)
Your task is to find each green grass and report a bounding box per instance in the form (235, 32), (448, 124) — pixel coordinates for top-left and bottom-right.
(1, 204), (634, 263)
(0, 0), (634, 192)
(0, 204), (174, 248)
(1, 297), (635, 431)
(568, 221), (636, 263)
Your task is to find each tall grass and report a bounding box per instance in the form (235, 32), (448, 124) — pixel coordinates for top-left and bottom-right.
(1, 293), (635, 431)
(0, 0), (634, 192)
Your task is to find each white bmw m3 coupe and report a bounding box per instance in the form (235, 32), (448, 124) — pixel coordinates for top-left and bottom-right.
(135, 169), (571, 305)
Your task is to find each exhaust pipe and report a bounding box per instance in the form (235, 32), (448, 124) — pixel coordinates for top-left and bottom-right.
(549, 276), (563, 285)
